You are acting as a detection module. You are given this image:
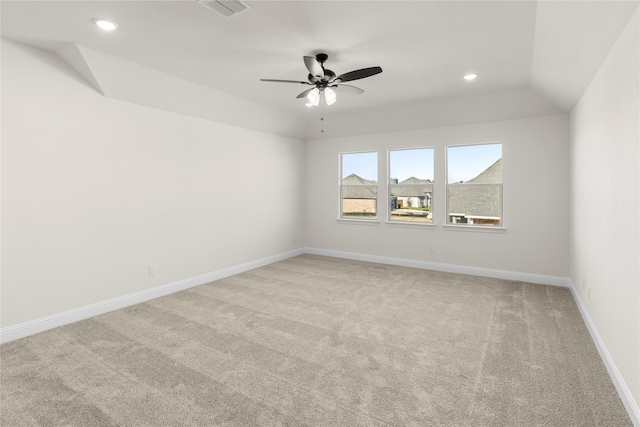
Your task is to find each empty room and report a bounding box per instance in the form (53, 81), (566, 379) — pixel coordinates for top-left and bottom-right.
(1, 1), (638, 426)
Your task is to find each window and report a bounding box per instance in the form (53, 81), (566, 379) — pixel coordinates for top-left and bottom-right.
(388, 148), (434, 223)
(340, 151), (378, 220)
(446, 143), (502, 226)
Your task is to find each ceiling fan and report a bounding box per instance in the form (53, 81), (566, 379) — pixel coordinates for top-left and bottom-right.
(261, 53), (382, 107)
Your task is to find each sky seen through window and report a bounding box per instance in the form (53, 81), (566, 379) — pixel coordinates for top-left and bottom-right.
(342, 144), (501, 183)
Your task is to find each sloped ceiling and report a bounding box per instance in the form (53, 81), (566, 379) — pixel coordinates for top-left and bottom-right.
(1, 1), (638, 139)
(531, 0), (639, 111)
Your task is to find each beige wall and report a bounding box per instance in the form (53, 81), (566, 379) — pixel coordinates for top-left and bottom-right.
(1, 39), (305, 328)
(570, 8), (639, 411)
(305, 114), (570, 278)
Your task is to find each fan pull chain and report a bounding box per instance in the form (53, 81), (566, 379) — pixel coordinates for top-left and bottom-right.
(321, 117), (324, 133)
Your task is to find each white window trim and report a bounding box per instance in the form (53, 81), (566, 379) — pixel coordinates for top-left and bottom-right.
(445, 142), (503, 228)
(387, 147), (435, 225)
(337, 218), (381, 225)
(339, 151), (379, 221)
(443, 224), (506, 233)
(384, 220), (436, 229)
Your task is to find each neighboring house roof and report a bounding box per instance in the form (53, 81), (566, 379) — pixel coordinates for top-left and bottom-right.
(465, 158), (502, 184)
(448, 159), (502, 218)
(391, 176), (433, 197)
(343, 173), (377, 186)
(342, 157), (502, 216)
(399, 176), (432, 185)
(342, 173), (377, 199)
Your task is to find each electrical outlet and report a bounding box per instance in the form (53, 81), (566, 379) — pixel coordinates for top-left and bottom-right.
(148, 265), (156, 277)
(428, 245), (434, 253)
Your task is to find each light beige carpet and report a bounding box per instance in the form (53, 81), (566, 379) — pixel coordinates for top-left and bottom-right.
(0, 254), (632, 426)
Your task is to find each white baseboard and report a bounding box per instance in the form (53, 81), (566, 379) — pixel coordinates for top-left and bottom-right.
(304, 247), (571, 287)
(568, 280), (640, 427)
(0, 248), (304, 344)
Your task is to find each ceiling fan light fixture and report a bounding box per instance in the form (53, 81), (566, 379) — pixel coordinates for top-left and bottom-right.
(306, 88), (320, 107)
(93, 19), (118, 31)
(325, 88), (337, 105)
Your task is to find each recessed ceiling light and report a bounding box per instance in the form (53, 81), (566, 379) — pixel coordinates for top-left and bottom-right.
(93, 19), (118, 31)
(464, 73), (478, 81)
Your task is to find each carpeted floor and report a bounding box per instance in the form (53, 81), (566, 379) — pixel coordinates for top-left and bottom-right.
(0, 254), (632, 426)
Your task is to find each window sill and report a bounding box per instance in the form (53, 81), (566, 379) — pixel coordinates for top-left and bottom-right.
(337, 218), (381, 226)
(384, 221), (436, 229)
(443, 224), (506, 233)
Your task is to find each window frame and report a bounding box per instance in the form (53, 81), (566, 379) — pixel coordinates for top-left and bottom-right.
(338, 151), (379, 221)
(445, 142), (503, 228)
(387, 147), (435, 225)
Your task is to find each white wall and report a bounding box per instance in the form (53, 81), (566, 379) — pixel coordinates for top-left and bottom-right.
(305, 114), (570, 278)
(1, 39), (305, 328)
(302, 88), (565, 140)
(570, 7), (639, 411)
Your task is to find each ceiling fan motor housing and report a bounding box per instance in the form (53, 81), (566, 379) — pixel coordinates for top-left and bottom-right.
(309, 54), (335, 85)
(308, 70), (336, 85)
(315, 53), (328, 63)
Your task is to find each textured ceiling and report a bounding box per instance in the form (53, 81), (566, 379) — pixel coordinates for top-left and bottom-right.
(2, 0), (638, 135)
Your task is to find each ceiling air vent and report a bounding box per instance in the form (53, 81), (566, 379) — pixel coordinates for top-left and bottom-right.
(199, 0), (250, 18)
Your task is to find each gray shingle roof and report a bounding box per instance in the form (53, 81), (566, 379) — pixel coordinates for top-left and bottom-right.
(448, 158), (502, 218)
(342, 173), (377, 199)
(391, 177), (433, 197)
(343, 173), (377, 186)
(398, 177), (432, 185)
(341, 158), (502, 218)
(466, 158), (501, 184)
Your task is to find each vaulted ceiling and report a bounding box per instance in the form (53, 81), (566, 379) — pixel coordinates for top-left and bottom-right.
(2, 1), (638, 139)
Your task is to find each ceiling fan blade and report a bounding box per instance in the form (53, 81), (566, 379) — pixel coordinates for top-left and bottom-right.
(331, 84), (364, 95)
(260, 79), (310, 84)
(296, 87), (317, 99)
(335, 66), (383, 83)
(304, 56), (324, 79)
